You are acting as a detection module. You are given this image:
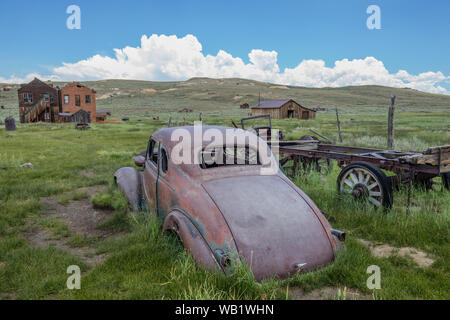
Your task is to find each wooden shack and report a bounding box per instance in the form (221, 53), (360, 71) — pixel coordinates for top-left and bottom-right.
(251, 99), (316, 120)
(95, 110), (112, 122)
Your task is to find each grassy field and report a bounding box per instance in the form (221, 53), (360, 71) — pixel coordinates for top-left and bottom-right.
(0, 79), (449, 300)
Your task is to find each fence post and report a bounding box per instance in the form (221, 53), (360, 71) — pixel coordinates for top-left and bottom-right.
(387, 95), (396, 149)
(335, 107), (343, 143)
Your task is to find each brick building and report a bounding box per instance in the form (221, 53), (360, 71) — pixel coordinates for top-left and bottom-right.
(17, 78), (99, 123)
(57, 82), (97, 122)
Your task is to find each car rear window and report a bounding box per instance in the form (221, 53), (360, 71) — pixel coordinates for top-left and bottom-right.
(200, 145), (260, 169)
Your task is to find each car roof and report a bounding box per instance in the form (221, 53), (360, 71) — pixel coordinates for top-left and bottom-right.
(151, 125), (274, 178)
(153, 125), (261, 151)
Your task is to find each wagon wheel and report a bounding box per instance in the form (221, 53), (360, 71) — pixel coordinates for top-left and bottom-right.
(337, 162), (393, 209)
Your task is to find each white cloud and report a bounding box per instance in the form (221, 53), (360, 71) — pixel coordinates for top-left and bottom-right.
(1, 34), (448, 94)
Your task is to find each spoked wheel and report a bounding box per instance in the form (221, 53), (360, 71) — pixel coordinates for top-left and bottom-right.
(337, 162), (393, 209)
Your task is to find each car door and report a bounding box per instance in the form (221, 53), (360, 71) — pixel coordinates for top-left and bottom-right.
(155, 144), (174, 218)
(143, 138), (159, 211)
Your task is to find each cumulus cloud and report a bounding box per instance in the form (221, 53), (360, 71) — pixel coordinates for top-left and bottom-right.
(1, 34), (448, 94)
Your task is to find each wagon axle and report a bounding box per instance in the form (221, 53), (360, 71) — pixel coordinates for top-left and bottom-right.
(351, 184), (369, 198)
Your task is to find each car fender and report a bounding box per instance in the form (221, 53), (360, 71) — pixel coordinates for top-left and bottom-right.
(114, 167), (144, 211)
(163, 210), (221, 272)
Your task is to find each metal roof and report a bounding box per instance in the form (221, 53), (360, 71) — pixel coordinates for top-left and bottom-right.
(251, 99), (315, 112)
(96, 110), (111, 115)
(58, 112), (72, 116)
(250, 99), (292, 109)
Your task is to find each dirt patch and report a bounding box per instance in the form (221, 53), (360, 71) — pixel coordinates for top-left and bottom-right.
(23, 185), (116, 267)
(290, 286), (371, 300)
(78, 169), (95, 177)
(269, 85), (289, 89)
(161, 88), (177, 92)
(0, 292), (16, 300)
(141, 88), (157, 94)
(97, 93), (113, 100)
(25, 227), (106, 266)
(39, 185), (111, 237)
(358, 239), (435, 268)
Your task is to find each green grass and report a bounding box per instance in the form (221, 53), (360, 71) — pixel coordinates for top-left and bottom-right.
(58, 191), (89, 205)
(0, 81), (449, 299)
(38, 218), (71, 239)
(66, 233), (96, 248)
(91, 186), (128, 211)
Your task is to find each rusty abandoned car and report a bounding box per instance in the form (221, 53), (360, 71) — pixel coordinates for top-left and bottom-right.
(114, 126), (344, 281)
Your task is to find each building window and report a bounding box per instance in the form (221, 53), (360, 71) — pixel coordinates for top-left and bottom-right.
(50, 94), (54, 103)
(85, 95), (91, 104)
(43, 94), (49, 102)
(75, 95), (81, 106)
(64, 95), (69, 104)
(23, 93), (33, 103)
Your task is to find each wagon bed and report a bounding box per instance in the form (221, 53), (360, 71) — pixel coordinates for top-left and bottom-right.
(278, 140), (450, 208)
(279, 142), (450, 175)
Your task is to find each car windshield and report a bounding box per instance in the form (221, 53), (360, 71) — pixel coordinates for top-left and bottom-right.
(200, 145), (260, 169)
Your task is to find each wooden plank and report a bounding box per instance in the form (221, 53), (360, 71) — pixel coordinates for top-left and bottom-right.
(309, 129), (333, 143)
(423, 145), (450, 154)
(280, 144), (318, 151)
(400, 152), (450, 166)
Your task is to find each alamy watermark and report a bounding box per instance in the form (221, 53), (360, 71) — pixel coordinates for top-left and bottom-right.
(66, 265), (81, 290)
(366, 265), (381, 289)
(366, 5), (381, 30)
(66, 5), (81, 30)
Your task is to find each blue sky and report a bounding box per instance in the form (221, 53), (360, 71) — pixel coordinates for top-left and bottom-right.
(0, 0), (449, 93)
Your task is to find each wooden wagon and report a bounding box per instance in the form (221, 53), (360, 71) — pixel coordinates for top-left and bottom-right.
(278, 139), (449, 208)
(236, 115), (450, 209)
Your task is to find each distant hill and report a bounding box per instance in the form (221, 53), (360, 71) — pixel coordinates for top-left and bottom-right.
(1, 78), (449, 120)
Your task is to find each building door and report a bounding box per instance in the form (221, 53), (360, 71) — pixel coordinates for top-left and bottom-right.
(302, 111), (309, 119)
(287, 110), (294, 118)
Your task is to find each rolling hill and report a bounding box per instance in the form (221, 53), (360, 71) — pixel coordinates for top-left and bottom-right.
(1, 77), (449, 120)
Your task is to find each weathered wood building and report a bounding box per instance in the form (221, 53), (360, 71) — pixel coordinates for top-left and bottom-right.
(251, 99), (316, 120)
(17, 78), (60, 123)
(18, 78), (100, 123)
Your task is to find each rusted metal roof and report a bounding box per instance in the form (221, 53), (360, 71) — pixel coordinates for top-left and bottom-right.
(251, 99), (316, 112)
(251, 99), (291, 109)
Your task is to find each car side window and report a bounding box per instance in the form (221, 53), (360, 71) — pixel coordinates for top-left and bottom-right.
(147, 139), (159, 166)
(160, 148), (168, 173)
